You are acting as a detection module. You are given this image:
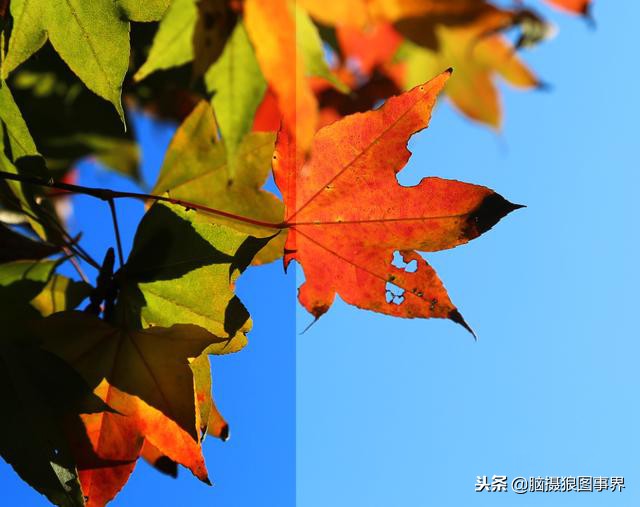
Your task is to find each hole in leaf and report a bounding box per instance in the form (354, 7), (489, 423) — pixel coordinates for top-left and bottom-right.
(391, 251), (417, 272)
(385, 282), (405, 305)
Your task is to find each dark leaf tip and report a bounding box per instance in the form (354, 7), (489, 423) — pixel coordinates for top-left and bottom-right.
(468, 193), (524, 237)
(449, 309), (476, 340)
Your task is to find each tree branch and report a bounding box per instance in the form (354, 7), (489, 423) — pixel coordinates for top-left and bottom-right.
(0, 170), (287, 230)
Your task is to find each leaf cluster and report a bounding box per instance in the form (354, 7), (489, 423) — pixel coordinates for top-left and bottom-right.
(0, 0), (590, 505)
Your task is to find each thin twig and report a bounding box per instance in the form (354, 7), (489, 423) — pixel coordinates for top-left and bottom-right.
(0, 170), (286, 230)
(36, 203), (101, 269)
(107, 198), (124, 268)
(62, 246), (90, 284)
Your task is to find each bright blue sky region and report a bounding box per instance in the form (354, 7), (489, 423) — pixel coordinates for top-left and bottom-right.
(2, 1), (639, 506)
(298, 2), (640, 506)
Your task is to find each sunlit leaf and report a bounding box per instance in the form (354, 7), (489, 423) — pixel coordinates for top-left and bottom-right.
(117, 200), (273, 347)
(299, 0), (496, 27)
(204, 22), (267, 171)
(143, 353), (230, 478)
(0, 80), (39, 159)
(3, 0), (130, 123)
(546, 0), (591, 15)
(274, 70), (521, 329)
(118, 0), (172, 22)
(152, 102), (284, 264)
(30, 274), (91, 317)
(244, 0), (317, 150)
(134, 0), (198, 82)
(295, 5), (348, 93)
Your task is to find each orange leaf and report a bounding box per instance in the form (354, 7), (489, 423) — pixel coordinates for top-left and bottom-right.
(299, 0), (501, 27)
(316, 69), (402, 128)
(142, 440), (177, 478)
(273, 70), (521, 330)
(38, 313), (226, 504)
(65, 411), (141, 507)
(545, 0), (591, 15)
(298, 0), (370, 27)
(337, 23), (403, 76)
(253, 87), (282, 132)
(141, 354), (229, 479)
(244, 0), (317, 150)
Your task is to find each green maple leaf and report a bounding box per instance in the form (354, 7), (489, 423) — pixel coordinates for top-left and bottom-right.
(0, 223), (59, 262)
(9, 52), (141, 181)
(0, 260), (57, 327)
(295, 5), (347, 93)
(0, 260), (102, 507)
(0, 80), (38, 159)
(134, 0), (198, 82)
(119, 0), (171, 22)
(31, 274), (91, 317)
(0, 345), (91, 507)
(0, 260), (91, 324)
(116, 201), (274, 354)
(152, 101), (285, 264)
(2, 0), (169, 123)
(204, 21), (267, 171)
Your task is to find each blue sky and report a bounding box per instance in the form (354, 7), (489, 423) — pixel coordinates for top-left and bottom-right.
(2, 1), (639, 506)
(297, 2), (640, 506)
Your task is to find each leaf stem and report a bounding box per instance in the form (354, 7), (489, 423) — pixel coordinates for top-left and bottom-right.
(107, 198), (124, 267)
(62, 246), (90, 284)
(0, 170), (287, 230)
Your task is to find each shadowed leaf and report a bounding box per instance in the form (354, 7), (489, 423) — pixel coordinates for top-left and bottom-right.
(193, 0), (237, 78)
(0, 345), (95, 507)
(7, 49), (140, 180)
(117, 201), (271, 352)
(37, 312), (225, 504)
(0, 223), (59, 262)
(0, 260), (56, 327)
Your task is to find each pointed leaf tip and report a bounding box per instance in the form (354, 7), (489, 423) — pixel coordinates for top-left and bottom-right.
(467, 193), (524, 236)
(449, 309), (476, 339)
